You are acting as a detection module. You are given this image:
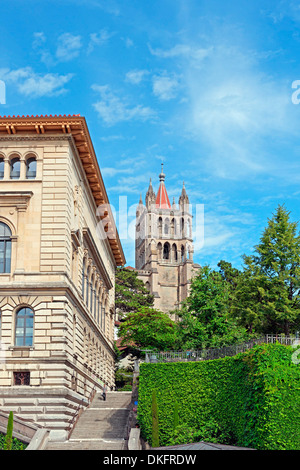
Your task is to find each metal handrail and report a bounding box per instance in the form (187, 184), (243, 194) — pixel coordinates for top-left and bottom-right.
(145, 335), (297, 364)
(67, 385), (97, 439)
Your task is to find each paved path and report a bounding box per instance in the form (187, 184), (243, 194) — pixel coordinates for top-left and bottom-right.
(46, 391), (132, 450)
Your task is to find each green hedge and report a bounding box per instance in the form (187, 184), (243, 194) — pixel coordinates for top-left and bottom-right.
(137, 343), (300, 449)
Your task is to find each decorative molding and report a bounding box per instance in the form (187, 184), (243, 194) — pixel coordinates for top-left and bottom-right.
(0, 116), (125, 266)
(0, 191), (33, 211)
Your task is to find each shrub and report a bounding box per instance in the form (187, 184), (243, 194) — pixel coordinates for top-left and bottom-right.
(0, 433), (27, 450)
(137, 343), (300, 449)
(4, 412), (13, 450)
(115, 368), (133, 391)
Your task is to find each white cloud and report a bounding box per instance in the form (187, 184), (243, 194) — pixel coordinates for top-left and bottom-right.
(0, 67), (73, 97)
(33, 32), (46, 48)
(101, 167), (132, 177)
(56, 33), (82, 61)
(173, 43), (300, 180)
(125, 38), (134, 48)
(125, 69), (149, 85)
(152, 73), (180, 100)
(149, 43), (213, 62)
(92, 84), (156, 125)
(87, 30), (114, 53)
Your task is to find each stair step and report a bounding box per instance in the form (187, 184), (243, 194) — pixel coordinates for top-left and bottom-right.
(46, 439), (126, 450)
(45, 392), (132, 450)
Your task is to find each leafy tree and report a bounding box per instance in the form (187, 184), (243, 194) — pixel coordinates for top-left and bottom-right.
(115, 267), (154, 318)
(117, 306), (179, 351)
(218, 260), (241, 297)
(177, 266), (248, 349)
(233, 205), (300, 335)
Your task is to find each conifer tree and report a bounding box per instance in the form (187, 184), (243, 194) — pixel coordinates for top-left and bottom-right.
(233, 205), (300, 335)
(115, 267), (154, 318)
(4, 411), (13, 450)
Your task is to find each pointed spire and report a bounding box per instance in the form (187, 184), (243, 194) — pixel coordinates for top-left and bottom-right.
(146, 177), (156, 209)
(172, 197), (177, 210)
(156, 164), (171, 209)
(179, 180), (189, 209)
(159, 163), (165, 182)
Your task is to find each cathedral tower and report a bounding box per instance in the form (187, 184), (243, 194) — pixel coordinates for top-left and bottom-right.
(135, 165), (200, 315)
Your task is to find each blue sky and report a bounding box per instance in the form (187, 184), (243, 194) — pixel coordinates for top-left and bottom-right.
(1, 0), (300, 270)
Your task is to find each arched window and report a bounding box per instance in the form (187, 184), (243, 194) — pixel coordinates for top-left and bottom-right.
(102, 300), (106, 333)
(86, 266), (91, 308)
(26, 157), (37, 180)
(10, 157), (20, 180)
(94, 283), (98, 320)
(181, 245), (185, 262)
(0, 157), (4, 180)
(158, 217), (162, 237)
(157, 242), (162, 259)
(90, 273), (94, 313)
(164, 218), (169, 235)
(163, 242), (170, 260)
(97, 291), (100, 324)
(172, 243), (178, 261)
(100, 301), (103, 329)
(171, 218), (175, 237)
(82, 259), (86, 300)
(189, 219), (192, 238)
(181, 218), (185, 237)
(0, 222), (12, 273)
(15, 307), (34, 346)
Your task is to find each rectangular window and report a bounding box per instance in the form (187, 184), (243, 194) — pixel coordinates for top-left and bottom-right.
(0, 240), (11, 273)
(14, 371), (30, 386)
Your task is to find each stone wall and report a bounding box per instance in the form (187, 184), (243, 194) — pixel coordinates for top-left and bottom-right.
(0, 134), (117, 439)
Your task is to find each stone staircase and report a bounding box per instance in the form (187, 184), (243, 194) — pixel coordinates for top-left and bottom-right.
(45, 391), (132, 450)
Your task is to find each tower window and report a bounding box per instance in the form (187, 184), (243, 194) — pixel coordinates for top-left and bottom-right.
(158, 217), (162, 237)
(164, 218), (169, 235)
(163, 242), (170, 260)
(172, 243), (178, 261)
(181, 245), (185, 262)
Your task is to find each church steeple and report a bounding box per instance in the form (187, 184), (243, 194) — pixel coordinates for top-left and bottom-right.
(155, 163), (171, 209)
(134, 164), (200, 314)
(179, 181), (189, 210)
(146, 177), (156, 209)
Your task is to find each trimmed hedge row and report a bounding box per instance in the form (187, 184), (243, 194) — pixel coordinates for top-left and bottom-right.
(137, 343), (300, 449)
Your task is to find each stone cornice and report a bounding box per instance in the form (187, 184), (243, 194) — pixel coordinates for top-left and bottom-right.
(0, 115), (125, 266)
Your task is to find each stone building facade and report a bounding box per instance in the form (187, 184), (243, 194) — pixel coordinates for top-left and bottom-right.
(0, 115), (125, 440)
(135, 165), (200, 315)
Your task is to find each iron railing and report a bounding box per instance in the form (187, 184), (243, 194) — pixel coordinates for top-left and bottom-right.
(144, 334), (298, 364)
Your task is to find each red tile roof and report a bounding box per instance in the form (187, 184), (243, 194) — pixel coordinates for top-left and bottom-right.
(155, 180), (171, 209)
